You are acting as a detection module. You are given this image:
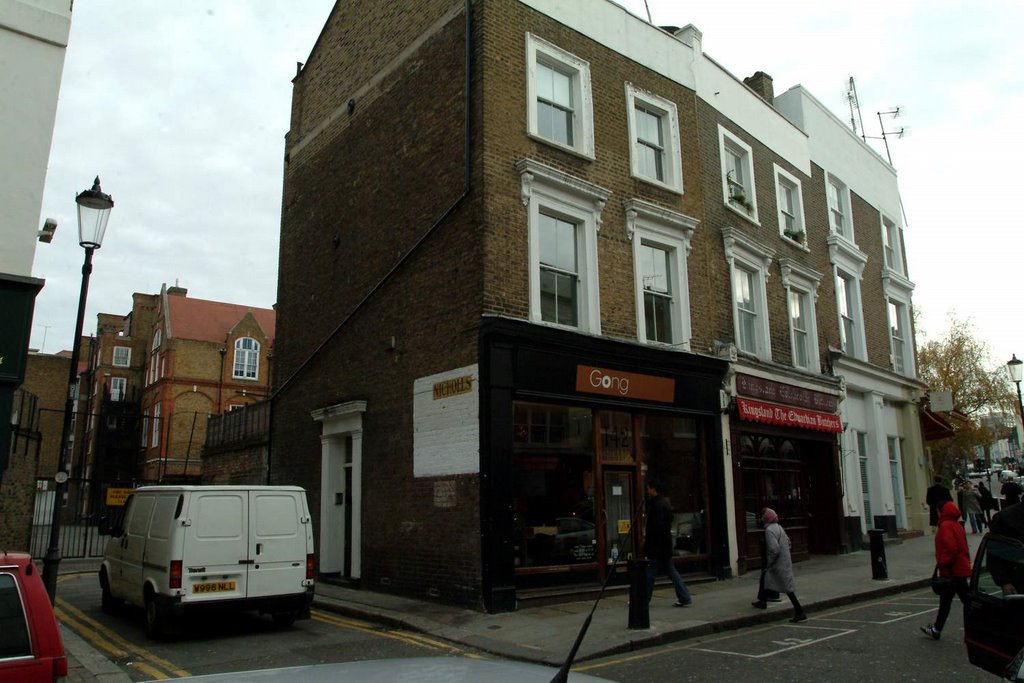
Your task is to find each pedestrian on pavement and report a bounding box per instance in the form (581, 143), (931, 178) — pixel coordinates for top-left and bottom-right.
(926, 476), (952, 528)
(644, 478), (692, 608)
(750, 508), (806, 623)
(921, 500), (971, 640)
(1001, 477), (1023, 509)
(978, 481), (998, 525)
(961, 481), (983, 534)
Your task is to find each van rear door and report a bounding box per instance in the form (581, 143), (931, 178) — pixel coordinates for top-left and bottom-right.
(247, 490), (309, 599)
(181, 491), (248, 602)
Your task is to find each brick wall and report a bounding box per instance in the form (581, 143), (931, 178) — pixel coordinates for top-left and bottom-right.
(0, 391), (41, 551)
(275, 2), (483, 606)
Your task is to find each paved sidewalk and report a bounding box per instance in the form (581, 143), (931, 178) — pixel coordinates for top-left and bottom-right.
(61, 533), (943, 680)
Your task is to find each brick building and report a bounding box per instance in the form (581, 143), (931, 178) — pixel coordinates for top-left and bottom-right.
(271, 0), (926, 612)
(72, 284), (275, 493)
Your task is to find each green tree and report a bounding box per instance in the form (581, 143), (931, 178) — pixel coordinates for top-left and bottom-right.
(916, 315), (1017, 479)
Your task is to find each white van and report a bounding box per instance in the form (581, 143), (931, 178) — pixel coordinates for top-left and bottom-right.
(100, 485), (315, 638)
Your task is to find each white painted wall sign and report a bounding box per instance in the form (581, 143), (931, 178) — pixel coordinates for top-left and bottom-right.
(413, 364), (480, 477)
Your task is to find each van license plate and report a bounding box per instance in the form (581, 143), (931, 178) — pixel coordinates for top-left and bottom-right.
(193, 581), (236, 594)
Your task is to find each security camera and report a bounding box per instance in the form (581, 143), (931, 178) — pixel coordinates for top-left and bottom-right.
(38, 218), (57, 243)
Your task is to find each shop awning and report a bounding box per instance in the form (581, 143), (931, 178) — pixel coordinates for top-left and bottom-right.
(736, 397), (843, 433)
(920, 407), (957, 441)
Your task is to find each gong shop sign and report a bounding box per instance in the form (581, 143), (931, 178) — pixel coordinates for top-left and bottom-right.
(736, 397), (843, 433)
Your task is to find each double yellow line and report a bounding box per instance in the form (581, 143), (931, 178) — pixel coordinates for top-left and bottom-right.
(55, 575), (189, 679)
(311, 609), (482, 656)
(52, 574), (479, 680)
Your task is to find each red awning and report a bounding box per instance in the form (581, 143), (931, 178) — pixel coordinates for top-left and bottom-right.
(736, 397), (843, 433)
(920, 407), (957, 441)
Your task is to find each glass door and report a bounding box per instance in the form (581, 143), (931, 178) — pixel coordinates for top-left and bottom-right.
(602, 470), (636, 563)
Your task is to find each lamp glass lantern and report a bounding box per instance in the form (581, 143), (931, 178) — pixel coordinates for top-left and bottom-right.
(1009, 354), (1023, 384)
(76, 176), (114, 249)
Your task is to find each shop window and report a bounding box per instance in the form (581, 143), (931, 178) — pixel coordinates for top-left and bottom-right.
(513, 403), (595, 569)
(641, 414), (706, 557)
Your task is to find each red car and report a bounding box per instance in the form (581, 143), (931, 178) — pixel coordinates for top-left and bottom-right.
(0, 551), (67, 681)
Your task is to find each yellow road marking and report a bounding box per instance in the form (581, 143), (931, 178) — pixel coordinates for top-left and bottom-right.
(54, 574), (191, 680)
(310, 609), (481, 657)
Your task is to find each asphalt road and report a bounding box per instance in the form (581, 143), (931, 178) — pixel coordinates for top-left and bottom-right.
(574, 587), (1000, 682)
(54, 572), (484, 680)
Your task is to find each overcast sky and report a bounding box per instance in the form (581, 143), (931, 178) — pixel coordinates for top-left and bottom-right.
(29, 0), (1024, 376)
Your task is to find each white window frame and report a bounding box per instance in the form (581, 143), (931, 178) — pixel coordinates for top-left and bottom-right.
(624, 84), (682, 193)
(525, 33), (594, 159)
(882, 263), (916, 377)
(723, 227), (774, 360)
(774, 164), (806, 247)
(836, 269), (866, 360)
(828, 235), (868, 361)
(887, 298), (910, 375)
(109, 376), (126, 402)
(625, 199), (698, 349)
(112, 346), (131, 367)
(151, 403), (161, 448)
(826, 173), (854, 240)
(881, 215), (905, 276)
(779, 259), (822, 373)
(141, 409), (149, 447)
(718, 126), (758, 223)
(233, 337), (260, 380)
(518, 159), (609, 335)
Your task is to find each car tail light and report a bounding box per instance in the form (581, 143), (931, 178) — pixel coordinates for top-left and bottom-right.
(306, 553), (315, 580)
(54, 655), (68, 678)
(169, 560), (183, 589)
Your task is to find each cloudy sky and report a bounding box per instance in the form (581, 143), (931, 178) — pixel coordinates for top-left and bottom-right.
(29, 0), (1024, 375)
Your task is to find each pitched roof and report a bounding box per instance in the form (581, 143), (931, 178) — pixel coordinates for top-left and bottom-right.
(165, 295), (275, 345)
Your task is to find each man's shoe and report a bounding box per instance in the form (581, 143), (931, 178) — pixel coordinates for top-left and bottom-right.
(674, 600), (692, 607)
(790, 612), (807, 623)
(919, 624), (940, 640)
(751, 601), (767, 609)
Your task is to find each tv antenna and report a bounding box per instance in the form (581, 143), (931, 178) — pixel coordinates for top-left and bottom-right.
(863, 107), (907, 166)
(845, 76), (865, 138)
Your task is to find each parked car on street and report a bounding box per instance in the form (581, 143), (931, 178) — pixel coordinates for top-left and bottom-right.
(964, 533), (1024, 676)
(0, 551), (67, 682)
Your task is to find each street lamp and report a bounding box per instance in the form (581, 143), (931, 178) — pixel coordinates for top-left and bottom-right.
(1008, 354), (1024, 467)
(41, 177), (113, 601)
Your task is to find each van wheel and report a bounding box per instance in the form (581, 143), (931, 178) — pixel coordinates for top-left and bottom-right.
(272, 611), (297, 628)
(100, 577), (120, 614)
(144, 595), (165, 639)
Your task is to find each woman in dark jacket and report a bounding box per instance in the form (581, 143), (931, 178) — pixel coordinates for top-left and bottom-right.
(920, 501), (972, 640)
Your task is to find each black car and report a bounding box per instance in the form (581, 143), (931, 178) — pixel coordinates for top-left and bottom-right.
(964, 533), (1024, 677)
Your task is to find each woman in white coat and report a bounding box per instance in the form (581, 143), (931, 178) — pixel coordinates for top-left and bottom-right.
(751, 508), (807, 623)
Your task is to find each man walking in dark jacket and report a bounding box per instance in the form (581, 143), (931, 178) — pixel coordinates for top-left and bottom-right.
(644, 479), (691, 607)
(926, 476), (952, 528)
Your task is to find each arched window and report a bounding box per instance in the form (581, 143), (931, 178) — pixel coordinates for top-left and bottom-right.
(233, 337), (259, 380)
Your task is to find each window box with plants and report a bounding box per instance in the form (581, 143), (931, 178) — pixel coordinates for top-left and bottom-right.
(783, 229), (806, 244)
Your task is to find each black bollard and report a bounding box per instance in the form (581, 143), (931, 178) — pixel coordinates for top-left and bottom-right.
(868, 528), (888, 580)
(627, 559), (650, 629)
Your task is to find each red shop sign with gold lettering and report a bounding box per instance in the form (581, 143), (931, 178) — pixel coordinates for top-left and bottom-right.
(736, 397), (842, 433)
(575, 365), (675, 403)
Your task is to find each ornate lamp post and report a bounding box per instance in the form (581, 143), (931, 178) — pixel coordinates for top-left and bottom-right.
(41, 177), (114, 601)
(1008, 354), (1024, 466)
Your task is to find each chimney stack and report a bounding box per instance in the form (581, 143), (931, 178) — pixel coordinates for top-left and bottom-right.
(744, 71), (774, 105)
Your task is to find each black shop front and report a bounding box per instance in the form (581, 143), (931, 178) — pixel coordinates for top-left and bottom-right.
(478, 318), (729, 613)
(729, 373), (845, 573)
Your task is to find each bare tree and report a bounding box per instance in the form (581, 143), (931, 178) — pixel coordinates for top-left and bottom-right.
(916, 315), (1016, 477)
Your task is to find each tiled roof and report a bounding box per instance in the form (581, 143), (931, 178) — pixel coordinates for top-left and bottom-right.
(165, 295), (275, 345)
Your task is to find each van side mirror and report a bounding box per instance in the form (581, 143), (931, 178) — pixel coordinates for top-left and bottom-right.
(104, 507), (126, 536)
